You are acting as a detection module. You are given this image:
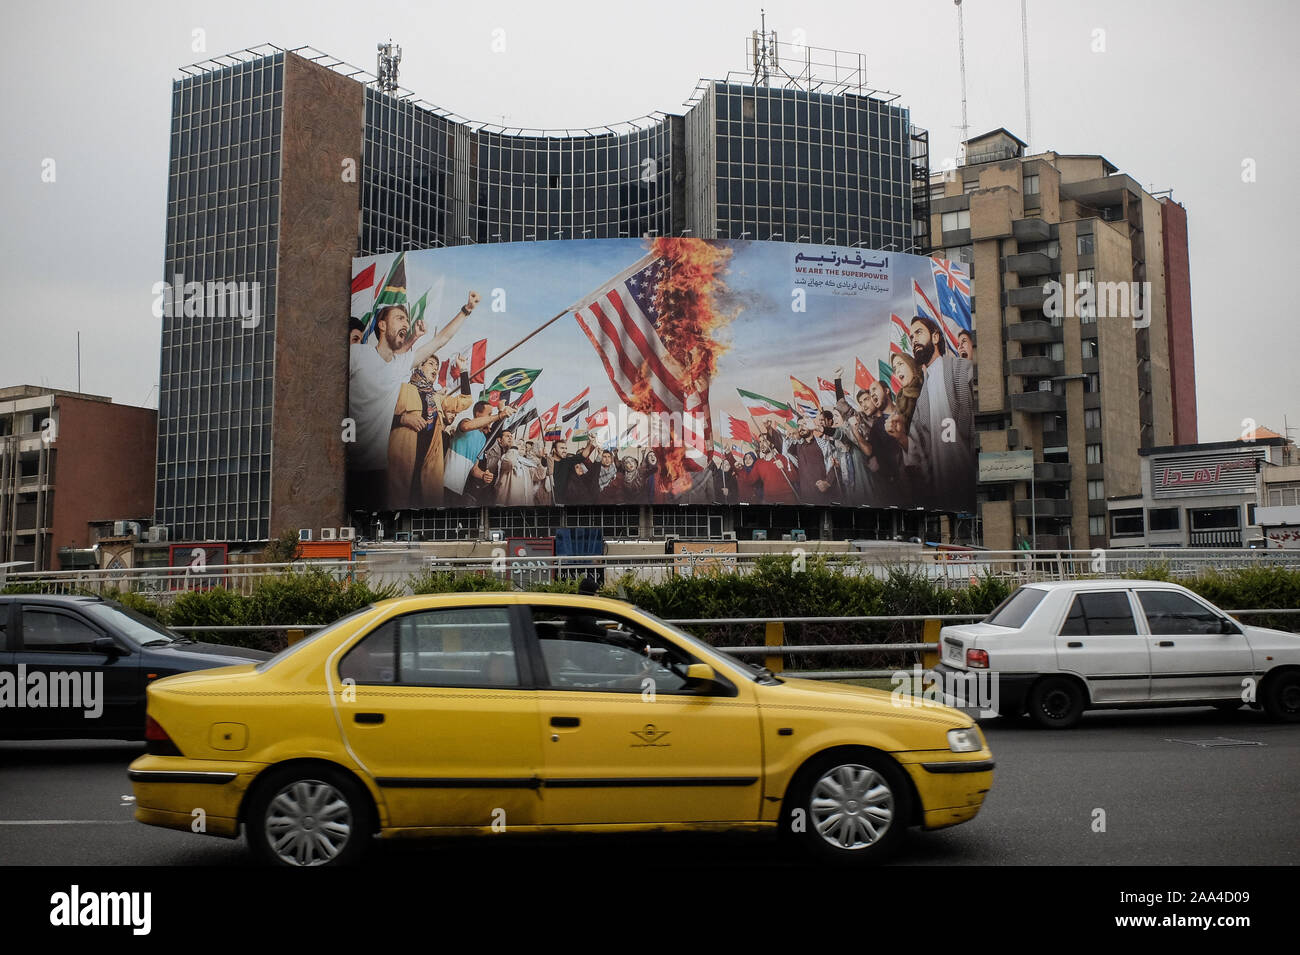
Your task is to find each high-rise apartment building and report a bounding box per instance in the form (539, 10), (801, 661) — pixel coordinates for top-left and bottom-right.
(157, 43), (927, 544)
(931, 129), (1197, 550)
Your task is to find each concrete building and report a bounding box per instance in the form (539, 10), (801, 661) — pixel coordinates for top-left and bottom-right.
(1106, 434), (1294, 548)
(931, 129), (1198, 551)
(0, 386), (156, 571)
(157, 41), (929, 546)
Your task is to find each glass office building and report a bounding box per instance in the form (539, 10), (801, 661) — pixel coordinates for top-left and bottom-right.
(156, 46), (929, 543)
(156, 53), (284, 542)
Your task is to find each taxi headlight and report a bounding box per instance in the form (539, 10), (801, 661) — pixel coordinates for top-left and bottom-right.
(947, 726), (983, 753)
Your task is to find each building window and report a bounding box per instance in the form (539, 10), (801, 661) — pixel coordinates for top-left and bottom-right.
(1081, 339), (1097, 359)
(941, 209), (970, 232)
(1084, 373), (1100, 393)
(1267, 482), (1300, 506)
(929, 183), (946, 201)
(945, 245), (972, 264)
(1086, 444), (1102, 464)
(1111, 509), (1144, 538)
(1084, 408), (1102, 430)
(1023, 174), (1040, 195)
(1089, 515), (1106, 537)
(1148, 507), (1180, 531)
(963, 179), (979, 195)
(1077, 234), (1095, 256)
(1087, 480), (1105, 500)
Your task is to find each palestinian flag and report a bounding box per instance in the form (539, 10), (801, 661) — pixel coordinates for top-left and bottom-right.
(790, 376), (820, 418)
(483, 367), (541, 396)
(737, 388), (795, 421)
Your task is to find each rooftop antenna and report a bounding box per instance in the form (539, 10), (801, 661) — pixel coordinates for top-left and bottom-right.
(955, 0), (969, 163)
(377, 39), (402, 92)
(752, 10), (776, 87)
(1021, 0), (1032, 152)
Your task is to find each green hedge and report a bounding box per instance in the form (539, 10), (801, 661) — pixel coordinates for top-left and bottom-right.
(6, 562), (1297, 655)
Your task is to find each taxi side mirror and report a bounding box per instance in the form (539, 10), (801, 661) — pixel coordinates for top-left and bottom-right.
(684, 663), (722, 692)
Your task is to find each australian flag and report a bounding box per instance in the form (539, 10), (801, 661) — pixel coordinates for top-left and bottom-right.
(931, 257), (973, 332)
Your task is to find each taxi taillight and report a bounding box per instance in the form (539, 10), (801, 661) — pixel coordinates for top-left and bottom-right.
(145, 715), (183, 756)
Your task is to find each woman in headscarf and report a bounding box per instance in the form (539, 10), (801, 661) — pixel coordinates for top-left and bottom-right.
(736, 450), (761, 503)
(619, 455), (643, 503)
(890, 352), (924, 433)
(389, 354), (471, 508)
(597, 449), (622, 503)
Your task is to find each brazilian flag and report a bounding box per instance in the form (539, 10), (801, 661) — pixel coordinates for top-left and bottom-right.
(482, 367), (542, 397)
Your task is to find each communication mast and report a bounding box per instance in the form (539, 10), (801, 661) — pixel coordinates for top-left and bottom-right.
(955, 0), (969, 162)
(1021, 0), (1032, 152)
(751, 10), (778, 87)
(377, 39), (402, 92)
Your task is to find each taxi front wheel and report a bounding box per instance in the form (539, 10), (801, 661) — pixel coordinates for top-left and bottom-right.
(783, 751), (909, 864)
(247, 766), (372, 867)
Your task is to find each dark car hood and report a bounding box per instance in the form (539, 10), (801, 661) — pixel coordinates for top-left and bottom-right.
(147, 641), (270, 665)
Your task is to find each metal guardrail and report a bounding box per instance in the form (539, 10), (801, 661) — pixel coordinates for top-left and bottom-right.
(165, 606), (1300, 680)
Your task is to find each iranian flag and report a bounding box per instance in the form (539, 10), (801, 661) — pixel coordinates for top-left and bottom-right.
(737, 388), (795, 421)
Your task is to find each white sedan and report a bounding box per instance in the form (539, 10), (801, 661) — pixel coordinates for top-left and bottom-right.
(935, 580), (1300, 728)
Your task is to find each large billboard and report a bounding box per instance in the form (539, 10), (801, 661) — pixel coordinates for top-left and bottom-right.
(347, 239), (975, 512)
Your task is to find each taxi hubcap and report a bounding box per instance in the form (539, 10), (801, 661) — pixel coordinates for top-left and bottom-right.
(810, 764), (893, 849)
(265, 780), (352, 866)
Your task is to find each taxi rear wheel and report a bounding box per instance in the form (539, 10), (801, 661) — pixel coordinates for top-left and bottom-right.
(784, 751), (909, 864)
(247, 766), (372, 867)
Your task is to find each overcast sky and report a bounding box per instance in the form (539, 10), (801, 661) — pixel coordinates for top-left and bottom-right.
(1, 0), (1296, 443)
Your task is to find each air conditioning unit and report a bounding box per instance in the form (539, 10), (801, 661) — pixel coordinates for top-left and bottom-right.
(752, 530), (768, 541)
(338, 527), (356, 541)
(721, 531), (736, 541)
(791, 529), (808, 542)
(113, 520), (128, 537)
(298, 528), (313, 541)
(320, 527), (338, 540)
(148, 525), (169, 543)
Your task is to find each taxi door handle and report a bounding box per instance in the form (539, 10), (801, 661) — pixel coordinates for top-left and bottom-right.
(354, 712), (385, 724)
(550, 716), (580, 727)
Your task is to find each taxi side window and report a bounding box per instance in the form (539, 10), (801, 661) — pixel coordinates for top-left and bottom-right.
(339, 608), (518, 687)
(531, 608), (693, 693)
(1059, 592), (1136, 637)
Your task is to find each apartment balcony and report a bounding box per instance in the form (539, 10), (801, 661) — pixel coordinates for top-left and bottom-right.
(1009, 390), (1066, 414)
(1004, 252), (1056, 277)
(1029, 533), (1075, 549)
(1014, 498), (1073, 519)
(1006, 321), (1063, 344)
(1035, 462), (1073, 482)
(1006, 356), (1064, 377)
(1013, 217), (1052, 242)
(1005, 284), (1050, 308)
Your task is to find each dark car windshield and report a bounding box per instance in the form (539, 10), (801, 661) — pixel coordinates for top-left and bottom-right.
(985, 587), (1047, 629)
(84, 602), (179, 646)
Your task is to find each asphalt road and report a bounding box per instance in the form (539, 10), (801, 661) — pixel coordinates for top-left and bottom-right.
(1, 706), (1296, 867)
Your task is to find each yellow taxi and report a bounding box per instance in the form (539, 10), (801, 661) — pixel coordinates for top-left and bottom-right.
(129, 593), (993, 865)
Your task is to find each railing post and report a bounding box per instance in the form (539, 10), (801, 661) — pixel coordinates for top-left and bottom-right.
(764, 621), (785, 673)
(922, 618), (942, 669)
(285, 628), (306, 646)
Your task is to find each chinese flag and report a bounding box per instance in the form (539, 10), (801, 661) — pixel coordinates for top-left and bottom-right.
(855, 357), (875, 393)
